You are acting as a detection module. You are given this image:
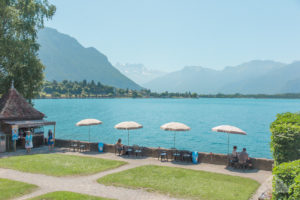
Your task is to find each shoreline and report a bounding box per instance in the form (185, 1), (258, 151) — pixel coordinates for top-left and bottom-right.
(35, 96), (300, 100)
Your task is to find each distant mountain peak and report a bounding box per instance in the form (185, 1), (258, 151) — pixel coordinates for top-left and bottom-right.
(182, 66), (213, 72)
(37, 27), (141, 90)
(144, 60), (300, 94)
(115, 63), (166, 85)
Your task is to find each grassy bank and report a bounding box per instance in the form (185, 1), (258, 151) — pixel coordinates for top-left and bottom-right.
(30, 191), (113, 200)
(0, 178), (37, 200)
(98, 165), (260, 200)
(0, 154), (126, 176)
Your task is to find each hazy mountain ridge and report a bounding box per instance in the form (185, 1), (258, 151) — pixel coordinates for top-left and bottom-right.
(37, 27), (142, 90)
(37, 28), (299, 94)
(144, 60), (300, 94)
(115, 63), (166, 85)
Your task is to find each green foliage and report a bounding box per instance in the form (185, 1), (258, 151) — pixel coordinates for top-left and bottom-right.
(0, 178), (38, 200)
(291, 175), (300, 199)
(40, 80), (300, 99)
(30, 191), (113, 200)
(0, 154), (126, 176)
(40, 80), (199, 98)
(272, 160), (300, 200)
(98, 165), (260, 200)
(0, 0), (55, 103)
(270, 112), (300, 165)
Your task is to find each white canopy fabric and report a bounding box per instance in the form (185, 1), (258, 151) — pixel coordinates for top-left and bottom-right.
(76, 119), (102, 126)
(75, 119), (102, 142)
(212, 125), (246, 135)
(114, 121), (143, 130)
(114, 121), (143, 145)
(160, 122), (191, 131)
(212, 125), (247, 155)
(160, 122), (190, 148)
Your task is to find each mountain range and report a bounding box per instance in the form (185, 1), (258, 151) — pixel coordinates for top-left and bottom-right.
(37, 27), (300, 94)
(115, 63), (166, 85)
(144, 60), (300, 94)
(37, 27), (141, 90)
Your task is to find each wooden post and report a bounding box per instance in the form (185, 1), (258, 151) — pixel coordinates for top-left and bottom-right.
(13, 140), (16, 152)
(53, 125), (56, 146)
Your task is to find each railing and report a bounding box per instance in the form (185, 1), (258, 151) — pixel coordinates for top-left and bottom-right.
(54, 138), (274, 171)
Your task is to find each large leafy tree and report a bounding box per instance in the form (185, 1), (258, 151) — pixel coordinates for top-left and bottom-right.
(0, 0), (55, 103)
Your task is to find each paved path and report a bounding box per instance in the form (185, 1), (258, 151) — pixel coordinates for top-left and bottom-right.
(0, 147), (272, 200)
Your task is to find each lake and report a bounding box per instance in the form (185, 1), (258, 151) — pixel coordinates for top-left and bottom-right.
(34, 98), (300, 159)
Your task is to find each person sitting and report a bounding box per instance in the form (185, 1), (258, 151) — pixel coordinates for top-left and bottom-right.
(232, 146), (238, 160)
(230, 146), (239, 167)
(238, 148), (253, 169)
(116, 138), (124, 155)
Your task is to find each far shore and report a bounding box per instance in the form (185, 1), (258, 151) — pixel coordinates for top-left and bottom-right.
(35, 95), (300, 100)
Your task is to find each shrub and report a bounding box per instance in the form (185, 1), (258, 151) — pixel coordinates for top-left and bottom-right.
(290, 175), (300, 200)
(272, 160), (300, 200)
(270, 112), (300, 165)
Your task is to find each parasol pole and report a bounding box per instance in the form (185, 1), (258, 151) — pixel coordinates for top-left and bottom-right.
(227, 133), (230, 155)
(127, 129), (129, 146)
(174, 131), (176, 148)
(88, 126), (91, 142)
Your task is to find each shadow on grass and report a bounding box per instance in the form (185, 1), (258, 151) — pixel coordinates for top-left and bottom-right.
(225, 166), (259, 173)
(0, 146), (67, 159)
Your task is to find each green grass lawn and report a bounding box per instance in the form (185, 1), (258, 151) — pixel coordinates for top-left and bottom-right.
(0, 154), (126, 177)
(0, 178), (38, 200)
(98, 165), (260, 200)
(29, 191), (113, 200)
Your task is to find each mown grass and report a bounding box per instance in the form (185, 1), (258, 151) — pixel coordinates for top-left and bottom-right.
(29, 191), (113, 200)
(0, 178), (38, 200)
(98, 165), (260, 200)
(0, 154), (126, 177)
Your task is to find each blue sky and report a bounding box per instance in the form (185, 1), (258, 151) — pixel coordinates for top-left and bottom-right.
(45, 0), (300, 71)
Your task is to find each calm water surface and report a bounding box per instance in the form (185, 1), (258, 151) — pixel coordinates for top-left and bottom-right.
(34, 98), (300, 158)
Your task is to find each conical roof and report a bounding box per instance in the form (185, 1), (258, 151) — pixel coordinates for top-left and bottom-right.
(0, 88), (44, 120)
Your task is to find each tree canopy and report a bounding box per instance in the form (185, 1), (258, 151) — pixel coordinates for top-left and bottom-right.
(270, 112), (300, 165)
(0, 0), (55, 103)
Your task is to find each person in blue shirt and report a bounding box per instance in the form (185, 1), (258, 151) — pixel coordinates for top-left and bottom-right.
(25, 131), (33, 153)
(47, 129), (54, 151)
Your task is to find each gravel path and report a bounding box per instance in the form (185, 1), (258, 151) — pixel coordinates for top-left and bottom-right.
(0, 147), (272, 200)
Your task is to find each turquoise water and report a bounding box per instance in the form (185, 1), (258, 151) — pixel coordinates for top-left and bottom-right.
(34, 98), (300, 159)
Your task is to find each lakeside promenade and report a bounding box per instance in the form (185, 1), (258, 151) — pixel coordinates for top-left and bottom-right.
(0, 146), (272, 200)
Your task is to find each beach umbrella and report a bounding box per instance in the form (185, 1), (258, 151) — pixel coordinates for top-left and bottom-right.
(160, 122), (191, 148)
(76, 119), (102, 142)
(114, 121), (143, 145)
(212, 125), (246, 155)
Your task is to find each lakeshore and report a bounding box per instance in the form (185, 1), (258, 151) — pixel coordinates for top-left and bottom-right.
(35, 93), (300, 100)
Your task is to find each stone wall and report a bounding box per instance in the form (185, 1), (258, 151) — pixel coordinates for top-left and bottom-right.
(55, 139), (274, 171)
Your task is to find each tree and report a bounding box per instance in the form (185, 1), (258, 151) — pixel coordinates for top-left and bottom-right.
(270, 112), (300, 165)
(0, 0), (55, 103)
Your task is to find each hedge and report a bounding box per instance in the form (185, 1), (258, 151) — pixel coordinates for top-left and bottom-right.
(272, 160), (300, 200)
(291, 175), (300, 199)
(270, 112), (300, 165)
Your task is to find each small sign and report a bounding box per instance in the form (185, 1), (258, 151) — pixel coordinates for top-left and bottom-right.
(12, 125), (18, 141)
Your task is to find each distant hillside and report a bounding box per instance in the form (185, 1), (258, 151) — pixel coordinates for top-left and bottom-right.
(37, 27), (141, 90)
(144, 60), (300, 94)
(115, 63), (166, 85)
